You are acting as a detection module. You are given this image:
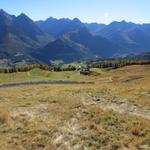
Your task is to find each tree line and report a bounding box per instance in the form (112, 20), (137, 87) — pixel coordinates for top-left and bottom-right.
(0, 64), (76, 73)
(87, 60), (150, 69)
(0, 60), (149, 74)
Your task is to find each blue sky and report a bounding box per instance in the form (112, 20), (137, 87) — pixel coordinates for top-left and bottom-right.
(0, 0), (149, 24)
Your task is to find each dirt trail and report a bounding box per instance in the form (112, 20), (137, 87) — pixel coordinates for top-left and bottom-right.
(81, 94), (150, 120)
(0, 81), (94, 89)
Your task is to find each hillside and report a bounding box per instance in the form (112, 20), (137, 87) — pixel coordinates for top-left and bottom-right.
(0, 65), (149, 149)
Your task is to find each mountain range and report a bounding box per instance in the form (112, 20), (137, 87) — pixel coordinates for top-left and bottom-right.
(0, 9), (150, 66)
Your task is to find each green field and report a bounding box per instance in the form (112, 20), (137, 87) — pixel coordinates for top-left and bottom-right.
(0, 69), (82, 84)
(0, 67), (106, 84)
(0, 65), (150, 149)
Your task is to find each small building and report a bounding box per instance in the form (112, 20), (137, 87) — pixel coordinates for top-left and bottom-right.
(80, 67), (91, 75)
(76, 66), (81, 71)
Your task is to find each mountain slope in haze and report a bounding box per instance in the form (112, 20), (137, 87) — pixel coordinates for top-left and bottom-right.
(31, 27), (119, 63)
(84, 23), (106, 34)
(98, 21), (150, 53)
(31, 38), (91, 63)
(36, 17), (107, 36)
(36, 17), (84, 37)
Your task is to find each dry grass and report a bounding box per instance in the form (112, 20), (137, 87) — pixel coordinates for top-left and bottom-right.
(0, 110), (9, 125)
(0, 65), (149, 149)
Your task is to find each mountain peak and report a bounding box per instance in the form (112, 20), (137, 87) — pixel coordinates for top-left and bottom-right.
(0, 9), (11, 16)
(0, 9), (11, 17)
(120, 20), (127, 23)
(0, 9), (6, 13)
(73, 18), (81, 23)
(0, 9), (15, 24)
(46, 17), (57, 22)
(108, 20), (136, 30)
(18, 13), (29, 19)
(110, 20), (127, 25)
(17, 13), (33, 23)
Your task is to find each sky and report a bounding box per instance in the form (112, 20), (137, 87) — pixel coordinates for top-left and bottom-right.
(0, 0), (150, 24)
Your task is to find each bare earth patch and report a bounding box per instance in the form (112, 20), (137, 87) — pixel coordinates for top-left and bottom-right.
(81, 94), (150, 120)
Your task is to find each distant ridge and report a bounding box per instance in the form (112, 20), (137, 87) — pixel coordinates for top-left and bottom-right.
(0, 9), (150, 66)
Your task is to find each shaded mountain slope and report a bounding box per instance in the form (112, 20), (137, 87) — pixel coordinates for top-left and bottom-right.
(67, 28), (119, 57)
(31, 38), (91, 63)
